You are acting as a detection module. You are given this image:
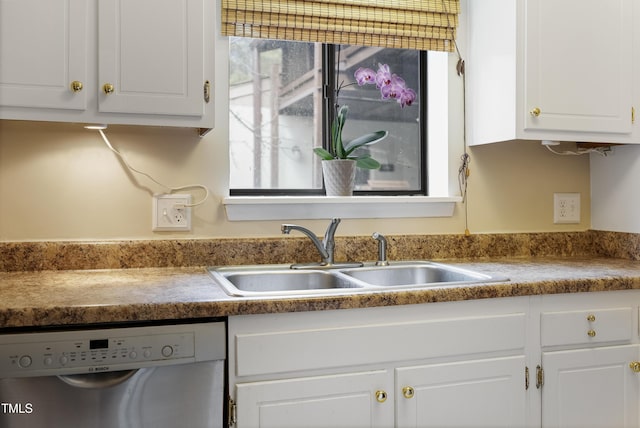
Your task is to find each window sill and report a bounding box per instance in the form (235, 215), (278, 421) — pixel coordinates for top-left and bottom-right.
(223, 196), (461, 221)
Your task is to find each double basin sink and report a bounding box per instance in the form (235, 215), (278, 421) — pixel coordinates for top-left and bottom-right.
(208, 261), (508, 297)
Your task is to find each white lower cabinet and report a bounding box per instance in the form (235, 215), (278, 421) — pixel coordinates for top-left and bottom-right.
(234, 357), (527, 428)
(395, 356), (527, 428)
(538, 292), (640, 428)
(229, 298), (528, 428)
(236, 370), (394, 428)
(542, 345), (639, 428)
(228, 291), (640, 428)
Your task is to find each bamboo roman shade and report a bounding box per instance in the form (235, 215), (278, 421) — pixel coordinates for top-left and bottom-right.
(221, 0), (460, 52)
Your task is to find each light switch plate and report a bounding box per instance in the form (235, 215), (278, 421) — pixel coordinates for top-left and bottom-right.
(553, 193), (580, 224)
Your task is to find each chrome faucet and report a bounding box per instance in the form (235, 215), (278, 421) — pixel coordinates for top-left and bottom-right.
(372, 232), (389, 266)
(281, 218), (340, 265)
(281, 218), (362, 268)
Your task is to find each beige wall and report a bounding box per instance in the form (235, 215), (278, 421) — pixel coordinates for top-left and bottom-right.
(0, 30), (591, 241)
(0, 118), (590, 242)
(467, 140), (590, 233)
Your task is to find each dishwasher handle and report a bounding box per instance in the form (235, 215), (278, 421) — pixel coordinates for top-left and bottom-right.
(57, 369), (139, 389)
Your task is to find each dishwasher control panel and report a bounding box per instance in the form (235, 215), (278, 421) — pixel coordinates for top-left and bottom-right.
(0, 322), (225, 377)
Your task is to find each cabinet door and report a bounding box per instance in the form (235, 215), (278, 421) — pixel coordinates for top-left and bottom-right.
(396, 355), (526, 428)
(542, 345), (639, 428)
(235, 370), (393, 428)
(524, 0), (632, 134)
(0, 0), (87, 110)
(98, 0), (205, 116)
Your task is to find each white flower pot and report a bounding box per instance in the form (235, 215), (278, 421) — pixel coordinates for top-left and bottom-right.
(322, 159), (356, 196)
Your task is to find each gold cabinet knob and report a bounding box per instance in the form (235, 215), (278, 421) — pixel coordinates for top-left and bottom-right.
(402, 386), (415, 399)
(630, 362), (640, 373)
(70, 80), (83, 92)
(103, 83), (115, 94)
(530, 107), (541, 117)
(587, 329), (596, 337)
(587, 314), (596, 322)
(375, 390), (387, 403)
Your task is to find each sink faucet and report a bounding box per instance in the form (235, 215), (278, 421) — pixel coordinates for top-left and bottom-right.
(281, 218), (341, 265)
(372, 232), (389, 266)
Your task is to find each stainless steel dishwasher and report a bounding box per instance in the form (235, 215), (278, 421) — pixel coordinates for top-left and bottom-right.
(0, 320), (226, 428)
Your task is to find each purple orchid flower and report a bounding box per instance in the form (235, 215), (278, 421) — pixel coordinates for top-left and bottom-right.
(379, 74), (406, 100)
(361, 64), (414, 108)
(375, 64), (392, 89)
(354, 67), (377, 86)
(397, 87), (417, 107)
(314, 61), (416, 169)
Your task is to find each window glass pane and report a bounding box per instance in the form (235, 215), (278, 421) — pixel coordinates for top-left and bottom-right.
(334, 46), (421, 191)
(228, 38), (423, 194)
(229, 38), (321, 190)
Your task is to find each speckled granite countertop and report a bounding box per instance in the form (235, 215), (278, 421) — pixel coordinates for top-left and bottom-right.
(3, 256), (640, 329)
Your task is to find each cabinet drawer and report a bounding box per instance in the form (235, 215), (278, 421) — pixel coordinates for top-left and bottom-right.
(541, 307), (633, 348)
(234, 313), (526, 377)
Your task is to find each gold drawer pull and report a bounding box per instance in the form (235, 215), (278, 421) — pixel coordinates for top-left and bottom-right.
(587, 314), (596, 322)
(402, 386), (415, 399)
(530, 107), (541, 117)
(587, 329), (596, 337)
(630, 362), (640, 373)
(375, 390), (387, 403)
(103, 83), (115, 94)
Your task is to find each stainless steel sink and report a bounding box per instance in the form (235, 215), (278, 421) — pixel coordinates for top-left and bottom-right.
(208, 261), (507, 297)
(338, 261), (501, 288)
(207, 265), (366, 297)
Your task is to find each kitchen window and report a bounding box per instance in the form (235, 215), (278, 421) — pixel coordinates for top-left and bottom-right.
(224, 41), (459, 221)
(221, 0), (460, 219)
(229, 38), (427, 196)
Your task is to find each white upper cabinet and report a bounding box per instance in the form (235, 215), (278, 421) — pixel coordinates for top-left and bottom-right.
(0, 0), (88, 111)
(98, 0), (205, 117)
(466, 0), (634, 145)
(0, 0), (214, 130)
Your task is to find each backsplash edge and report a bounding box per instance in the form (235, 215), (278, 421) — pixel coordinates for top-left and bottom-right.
(0, 230), (634, 272)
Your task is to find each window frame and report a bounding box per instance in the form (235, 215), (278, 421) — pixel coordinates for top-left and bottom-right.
(229, 42), (429, 197)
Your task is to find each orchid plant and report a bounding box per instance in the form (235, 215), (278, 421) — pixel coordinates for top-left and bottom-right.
(313, 63), (417, 169)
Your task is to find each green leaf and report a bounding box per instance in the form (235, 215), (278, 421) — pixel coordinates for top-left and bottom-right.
(333, 106), (349, 158)
(330, 119), (340, 156)
(355, 156), (381, 170)
(313, 147), (336, 160)
(343, 130), (388, 156)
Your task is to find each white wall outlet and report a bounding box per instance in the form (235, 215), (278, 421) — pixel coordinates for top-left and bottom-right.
(152, 194), (192, 231)
(553, 193), (580, 224)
